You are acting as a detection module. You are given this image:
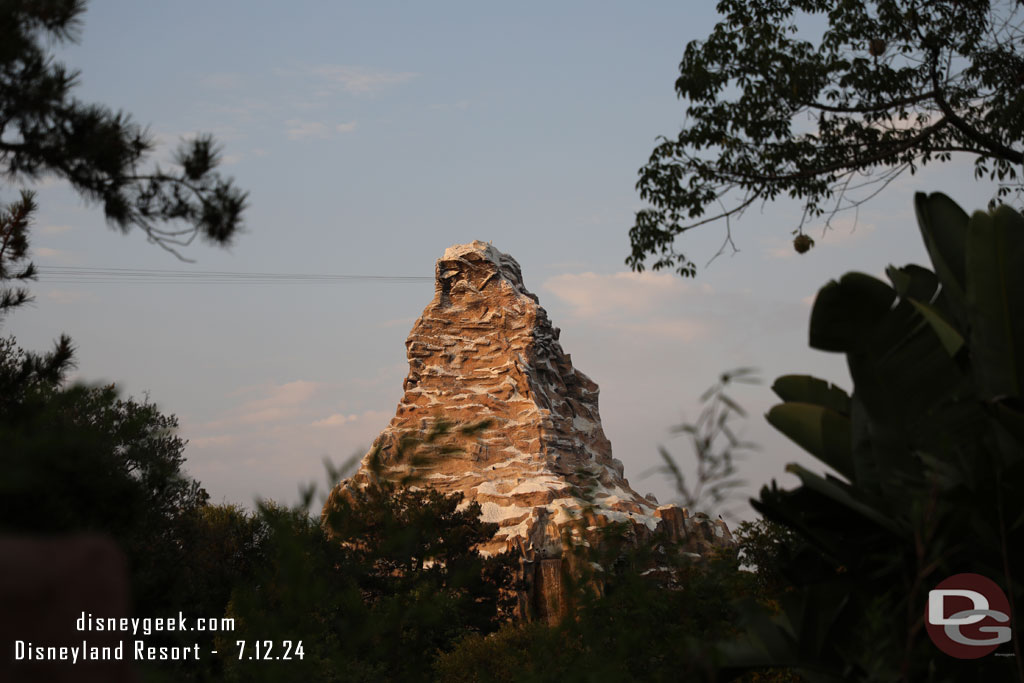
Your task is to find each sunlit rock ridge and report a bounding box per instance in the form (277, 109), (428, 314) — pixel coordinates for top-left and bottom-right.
(326, 241), (731, 619)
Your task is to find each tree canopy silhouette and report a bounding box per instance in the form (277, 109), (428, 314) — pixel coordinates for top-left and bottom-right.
(628, 0), (1024, 276)
(0, 0), (247, 318)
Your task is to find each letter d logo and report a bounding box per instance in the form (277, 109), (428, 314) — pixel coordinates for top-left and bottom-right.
(928, 589), (989, 626)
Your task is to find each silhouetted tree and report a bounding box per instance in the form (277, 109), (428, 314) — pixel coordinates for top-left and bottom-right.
(222, 480), (515, 683)
(1, 0), (246, 325)
(0, 336), (209, 612)
(628, 0), (1024, 275)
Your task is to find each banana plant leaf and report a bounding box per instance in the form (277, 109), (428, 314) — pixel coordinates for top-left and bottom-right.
(966, 205), (1024, 398)
(783, 464), (901, 535)
(914, 192), (968, 322)
(771, 374), (851, 415)
(766, 402), (853, 481)
(907, 298), (965, 357)
(809, 273), (896, 353)
(885, 263), (939, 303)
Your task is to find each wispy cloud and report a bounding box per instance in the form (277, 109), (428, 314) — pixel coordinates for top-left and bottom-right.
(234, 380), (322, 424)
(188, 380), (389, 438)
(312, 410), (390, 428)
(544, 271), (699, 318)
(188, 434), (238, 448)
(285, 119), (357, 141)
(543, 271), (712, 343)
(200, 72), (246, 90)
(33, 247), (70, 260)
(429, 100), (471, 111)
(206, 98), (274, 125)
(284, 120), (330, 140)
(183, 397), (392, 508)
(40, 224), (74, 235)
(309, 65), (417, 94)
(44, 289), (96, 304)
(765, 243), (796, 260)
(312, 413), (358, 428)
(627, 319), (709, 342)
(196, 380), (325, 432)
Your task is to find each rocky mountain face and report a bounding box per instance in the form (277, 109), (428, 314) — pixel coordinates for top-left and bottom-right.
(325, 241), (733, 622)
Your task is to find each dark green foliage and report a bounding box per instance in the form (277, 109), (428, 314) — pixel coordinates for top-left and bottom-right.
(433, 622), (581, 683)
(0, 336), (211, 618)
(128, 504), (270, 683)
(0, 338), (243, 683)
(732, 194), (1024, 681)
(628, 0), (1024, 276)
(0, 330), (73, 408)
(734, 519), (800, 606)
(218, 504), (351, 682)
(440, 536), (771, 683)
(324, 484), (514, 627)
(0, 190), (36, 314)
(559, 547), (745, 681)
(223, 462), (516, 682)
(173, 504), (269, 627)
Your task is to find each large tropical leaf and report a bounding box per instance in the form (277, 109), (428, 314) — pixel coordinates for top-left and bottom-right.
(809, 273), (896, 353)
(885, 264), (939, 303)
(766, 403), (853, 481)
(753, 195), (1024, 682)
(907, 299), (965, 357)
(966, 206), (1024, 398)
(783, 464), (901, 535)
(913, 192), (969, 321)
(771, 375), (850, 415)
(844, 305), (963, 446)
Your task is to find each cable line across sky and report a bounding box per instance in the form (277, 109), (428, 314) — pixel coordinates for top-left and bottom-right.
(37, 266), (434, 285)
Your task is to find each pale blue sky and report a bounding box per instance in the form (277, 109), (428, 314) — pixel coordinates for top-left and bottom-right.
(6, 1), (1003, 519)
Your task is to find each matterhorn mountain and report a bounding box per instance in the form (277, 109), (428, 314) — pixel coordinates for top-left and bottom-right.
(325, 241), (732, 620)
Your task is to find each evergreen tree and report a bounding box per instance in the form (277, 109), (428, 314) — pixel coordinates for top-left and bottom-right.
(1, 0), (246, 324)
(0, 336), (209, 612)
(223, 481), (516, 683)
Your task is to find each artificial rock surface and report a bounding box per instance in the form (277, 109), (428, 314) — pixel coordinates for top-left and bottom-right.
(326, 241), (732, 620)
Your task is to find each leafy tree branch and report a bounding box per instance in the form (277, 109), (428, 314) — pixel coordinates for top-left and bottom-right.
(629, 0), (1024, 276)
